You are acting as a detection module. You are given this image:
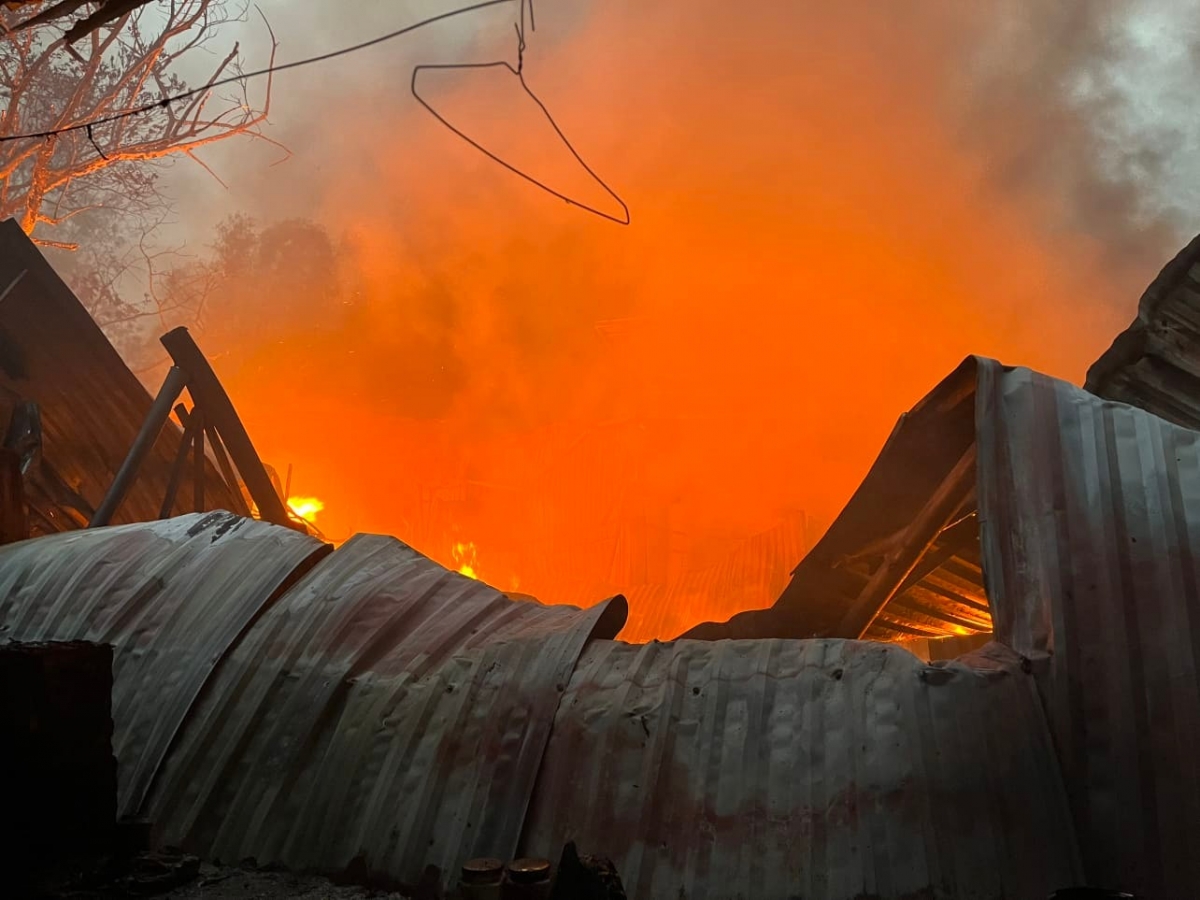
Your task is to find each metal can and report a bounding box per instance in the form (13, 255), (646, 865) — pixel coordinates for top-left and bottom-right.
(502, 857), (552, 900)
(460, 857), (505, 900)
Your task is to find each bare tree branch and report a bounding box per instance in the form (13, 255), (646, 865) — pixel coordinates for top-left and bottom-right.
(0, 1), (284, 245)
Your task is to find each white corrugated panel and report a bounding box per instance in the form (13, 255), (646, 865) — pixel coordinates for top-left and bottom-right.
(0, 511), (325, 815)
(146, 534), (626, 888)
(979, 361), (1200, 897)
(522, 637), (1080, 899)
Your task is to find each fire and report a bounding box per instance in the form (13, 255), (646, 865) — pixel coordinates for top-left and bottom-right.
(202, 2), (1163, 642)
(287, 496), (324, 524)
(452, 541), (478, 580)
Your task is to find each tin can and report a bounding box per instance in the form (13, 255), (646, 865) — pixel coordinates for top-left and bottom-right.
(460, 857), (504, 900)
(502, 857), (552, 900)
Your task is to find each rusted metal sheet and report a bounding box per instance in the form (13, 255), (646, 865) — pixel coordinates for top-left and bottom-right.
(147, 534), (627, 889)
(522, 637), (1081, 900)
(1086, 230), (1200, 428)
(680, 358), (988, 642)
(978, 361), (1200, 898)
(0, 221), (244, 532)
(0, 511), (325, 815)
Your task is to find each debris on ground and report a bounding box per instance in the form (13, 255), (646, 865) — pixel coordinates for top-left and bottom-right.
(31, 849), (408, 900)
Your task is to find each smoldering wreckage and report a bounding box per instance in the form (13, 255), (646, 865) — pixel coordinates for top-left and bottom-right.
(0, 206), (1197, 900)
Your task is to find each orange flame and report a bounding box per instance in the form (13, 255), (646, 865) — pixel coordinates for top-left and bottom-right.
(287, 495), (324, 525)
(452, 541), (478, 579)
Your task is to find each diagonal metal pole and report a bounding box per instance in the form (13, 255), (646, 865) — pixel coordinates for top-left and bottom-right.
(89, 365), (187, 527)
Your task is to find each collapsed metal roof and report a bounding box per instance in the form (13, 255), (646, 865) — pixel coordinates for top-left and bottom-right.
(0, 508), (1080, 898)
(672, 354), (1200, 897)
(0, 221), (247, 532)
(4, 229), (1200, 895)
(3, 349), (1199, 895)
(680, 357), (988, 644)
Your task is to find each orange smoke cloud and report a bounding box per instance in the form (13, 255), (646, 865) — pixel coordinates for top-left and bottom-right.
(197, 1), (1182, 640)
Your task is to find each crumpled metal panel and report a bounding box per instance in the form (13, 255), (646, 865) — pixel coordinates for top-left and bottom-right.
(522, 637), (1080, 900)
(680, 358), (987, 642)
(978, 362), (1200, 898)
(1086, 230), (1200, 429)
(147, 534), (627, 888)
(0, 511), (326, 815)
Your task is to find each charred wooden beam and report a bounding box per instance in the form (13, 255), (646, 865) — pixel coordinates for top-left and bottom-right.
(889, 506), (979, 599)
(89, 365), (187, 528)
(832, 444), (977, 639)
(159, 327), (294, 529)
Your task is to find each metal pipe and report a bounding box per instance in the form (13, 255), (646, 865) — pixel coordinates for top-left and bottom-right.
(158, 404), (199, 519)
(89, 365), (187, 528)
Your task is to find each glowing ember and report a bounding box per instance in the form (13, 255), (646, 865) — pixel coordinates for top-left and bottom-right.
(452, 541), (478, 580)
(287, 496), (324, 524)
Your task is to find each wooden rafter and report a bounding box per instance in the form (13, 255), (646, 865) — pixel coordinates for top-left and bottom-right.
(832, 444), (978, 639)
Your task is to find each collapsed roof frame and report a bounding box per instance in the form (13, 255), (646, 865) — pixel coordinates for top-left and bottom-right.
(0, 218), (303, 538)
(89, 325), (297, 531)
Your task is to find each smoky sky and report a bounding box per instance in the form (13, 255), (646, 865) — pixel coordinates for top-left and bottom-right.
(145, 0), (1200, 632)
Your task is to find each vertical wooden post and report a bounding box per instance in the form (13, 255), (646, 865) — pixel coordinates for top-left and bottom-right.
(0, 447), (27, 544)
(192, 409), (205, 513)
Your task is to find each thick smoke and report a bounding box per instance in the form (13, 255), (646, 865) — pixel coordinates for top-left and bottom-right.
(160, 1), (1198, 637)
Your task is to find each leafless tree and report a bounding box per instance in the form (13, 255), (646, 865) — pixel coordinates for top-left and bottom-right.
(0, 0), (282, 248)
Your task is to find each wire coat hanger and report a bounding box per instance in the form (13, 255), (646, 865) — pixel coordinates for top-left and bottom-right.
(411, 0), (631, 226)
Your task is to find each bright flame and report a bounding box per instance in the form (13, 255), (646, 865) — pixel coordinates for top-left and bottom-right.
(452, 541), (478, 579)
(287, 496), (324, 524)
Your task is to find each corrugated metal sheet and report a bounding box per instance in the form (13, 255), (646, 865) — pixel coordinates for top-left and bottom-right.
(146, 534), (627, 888)
(521, 637), (1080, 900)
(0, 511), (326, 815)
(680, 359), (988, 642)
(0, 220), (244, 532)
(1086, 230), (1200, 429)
(978, 360), (1200, 898)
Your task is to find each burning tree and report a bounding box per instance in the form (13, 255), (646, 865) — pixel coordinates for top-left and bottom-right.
(0, 0), (279, 247)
